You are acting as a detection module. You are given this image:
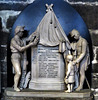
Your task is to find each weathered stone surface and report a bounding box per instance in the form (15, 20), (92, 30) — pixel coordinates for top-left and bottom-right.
(0, 1), (97, 100)
(1, 73), (7, 87)
(0, 49), (7, 61)
(0, 62), (7, 72)
(4, 88), (93, 100)
(68, 0), (98, 2)
(0, 31), (9, 44)
(0, 3), (27, 11)
(71, 5), (98, 29)
(89, 30), (98, 46)
(94, 93), (98, 100)
(0, 62), (1, 93)
(29, 45), (65, 90)
(4, 0), (27, 1)
(0, 17), (2, 30)
(4, 97), (93, 100)
(7, 16), (18, 29)
(92, 64), (98, 73)
(91, 73), (98, 88)
(0, 11), (20, 33)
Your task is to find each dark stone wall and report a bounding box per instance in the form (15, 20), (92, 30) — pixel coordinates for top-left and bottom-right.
(69, 0), (98, 2)
(0, 0), (98, 99)
(72, 5), (98, 29)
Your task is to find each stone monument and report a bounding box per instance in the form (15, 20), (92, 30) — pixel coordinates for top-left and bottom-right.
(4, 2), (93, 100)
(29, 4), (71, 90)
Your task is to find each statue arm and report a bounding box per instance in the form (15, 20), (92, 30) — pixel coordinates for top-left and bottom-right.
(74, 40), (87, 64)
(12, 39), (38, 52)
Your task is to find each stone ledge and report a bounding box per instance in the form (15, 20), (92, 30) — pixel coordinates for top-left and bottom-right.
(94, 92), (98, 100)
(5, 88), (93, 98)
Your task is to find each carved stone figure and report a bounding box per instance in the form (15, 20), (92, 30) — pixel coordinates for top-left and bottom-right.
(65, 54), (75, 93)
(70, 29), (90, 91)
(10, 26), (39, 91)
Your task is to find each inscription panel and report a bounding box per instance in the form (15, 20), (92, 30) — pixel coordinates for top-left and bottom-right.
(37, 45), (60, 78)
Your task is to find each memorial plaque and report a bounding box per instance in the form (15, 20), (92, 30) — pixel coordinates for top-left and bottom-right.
(29, 45), (65, 90)
(38, 45), (60, 78)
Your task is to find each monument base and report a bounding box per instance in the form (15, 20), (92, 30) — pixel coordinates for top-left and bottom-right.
(94, 92), (98, 100)
(4, 88), (93, 100)
(29, 80), (65, 90)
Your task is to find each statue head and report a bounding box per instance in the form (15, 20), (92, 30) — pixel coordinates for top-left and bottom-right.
(15, 26), (25, 37)
(67, 54), (73, 62)
(70, 29), (80, 40)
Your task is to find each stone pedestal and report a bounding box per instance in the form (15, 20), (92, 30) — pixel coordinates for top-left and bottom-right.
(29, 45), (65, 90)
(94, 92), (98, 100)
(4, 88), (93, 100)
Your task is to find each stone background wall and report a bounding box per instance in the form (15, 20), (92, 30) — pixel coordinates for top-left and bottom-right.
(0, 0), (98, 99)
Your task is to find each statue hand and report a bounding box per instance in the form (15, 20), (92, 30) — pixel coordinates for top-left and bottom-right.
(33, 37), (39, 45)
(29, 42), (35, 46)
(65, 78), (68, 84)
(29, 39), (39, 46)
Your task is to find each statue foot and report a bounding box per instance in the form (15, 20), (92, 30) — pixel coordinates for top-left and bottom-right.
(65, 90), (71, 93)
(76, 86), (83, 91)
(74, 86), (78, 90)
(14, 87), (20, 92)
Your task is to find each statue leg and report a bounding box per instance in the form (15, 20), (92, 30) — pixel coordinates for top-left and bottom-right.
(68, 84), (71, 92)
(12, 59), (21, 91)
(74, 73), (79, 90)
(76, 66), (85, 91)
(71, 84), (74, 92)
(65, 84), (71, 92)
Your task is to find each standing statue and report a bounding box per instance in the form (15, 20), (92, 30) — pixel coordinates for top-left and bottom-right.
(10, 26), (39, 91)
(65, 54), (75, 93)
(70, 29), (90, 91)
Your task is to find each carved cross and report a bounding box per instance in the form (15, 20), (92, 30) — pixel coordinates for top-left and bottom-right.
(46, 4), (53, 12)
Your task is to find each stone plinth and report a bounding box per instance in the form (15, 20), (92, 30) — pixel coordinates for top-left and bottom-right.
(4, 88), (93, 100)
(29, 45), (65, 90)
(94, 92), (98, 100)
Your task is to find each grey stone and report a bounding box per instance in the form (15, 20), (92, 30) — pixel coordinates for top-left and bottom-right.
(0, 3), (27, 11)
(89, 30), (98, 46)
(94, 92), (98, 100)
(0, 31), (9, 44)
(0, 0), (97, 99)
(1, 73), (7, 87)
(0, 17), (2, 30)
(29, 45), (65, 90)
(0, 63), (1, 93)
(91, 73), (98, 88)
(7, 16), (18, 30)
(4, 88), (93, 99)
(92, 64), (98, 73)
(68, 0), (98, 2)
(0, 48), (7, 60)
(0, 11), (20, 32)
(71, 5), (98, 29)
(4, 0), (27, 1)
(1, 61), (7, 72)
